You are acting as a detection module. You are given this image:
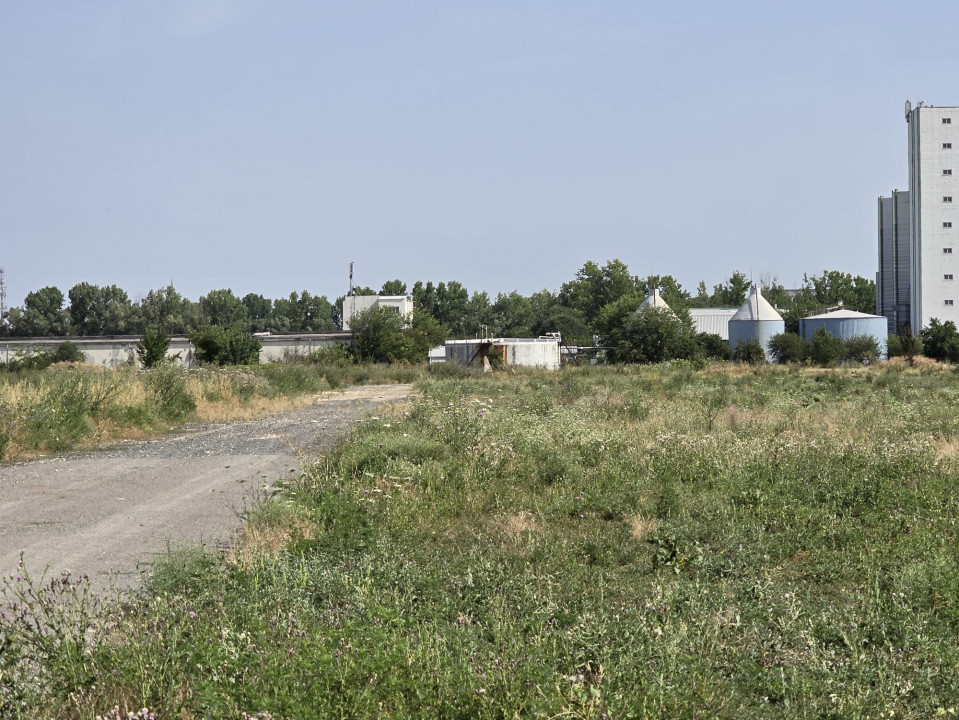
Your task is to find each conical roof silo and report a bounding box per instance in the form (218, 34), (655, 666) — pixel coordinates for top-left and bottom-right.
(728, 285), (785, 361)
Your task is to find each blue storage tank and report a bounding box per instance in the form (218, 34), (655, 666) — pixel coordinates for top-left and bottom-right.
(799, 309), (888, 359)
(728, 286), (785, 361)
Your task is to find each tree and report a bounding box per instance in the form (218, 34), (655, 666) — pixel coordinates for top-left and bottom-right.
(274, 291), (335, 332)
(242, 294), (273, 333)
(692, 271), (751, 308)
(488, 291), (533, 338)
(641, 275), (692, 312)
(380, 279), (407, 295)
(804, 270), (876, 313)
(350, 307), (420, 363)
(531, 305), (592, 347)
(8, 286), (70, 336)
(411, 281), (473, 337)
(558, 259), (641, 325)
(615, 306), (700, 364)
(593, 292), (645, 358)
(199, 289), (248, 328)
(920, 318), (959, 362)
(136, 286), (192, 335)
(68, 283), (133, 335)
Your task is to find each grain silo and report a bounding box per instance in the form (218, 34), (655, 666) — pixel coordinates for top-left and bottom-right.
(639, 287), (672, 312)
(799, 309), (888, 359)
(727, 285), (785, 360)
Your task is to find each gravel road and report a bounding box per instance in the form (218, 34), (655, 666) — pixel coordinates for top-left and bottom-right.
(0, 384), (414, 595)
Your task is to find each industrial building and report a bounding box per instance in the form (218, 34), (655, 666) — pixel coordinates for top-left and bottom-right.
(341, 295), (413, 331)
(728, 285), (784, 360)
(879, 102), (959, 334)
(444, 337), (562, 371)
(800, 309), (888, 359)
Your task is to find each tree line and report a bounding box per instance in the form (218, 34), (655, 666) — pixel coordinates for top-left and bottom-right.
(0, 262), (877, 346)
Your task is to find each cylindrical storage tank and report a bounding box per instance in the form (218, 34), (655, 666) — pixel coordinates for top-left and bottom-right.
(727, 285), (785, 361)
(799, 309), (889, 359)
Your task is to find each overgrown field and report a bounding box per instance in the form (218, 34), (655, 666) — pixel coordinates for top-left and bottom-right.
(3, 362), (959, 718)
(0, 362), (421, 461)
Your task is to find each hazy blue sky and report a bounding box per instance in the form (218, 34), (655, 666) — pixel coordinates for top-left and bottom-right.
(1, 1), (954, 308)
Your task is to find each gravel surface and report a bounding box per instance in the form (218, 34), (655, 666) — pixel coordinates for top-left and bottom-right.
(0, 384), (414, 595)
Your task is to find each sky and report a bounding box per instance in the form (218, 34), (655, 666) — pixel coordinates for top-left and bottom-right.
(1, 0), (956, 309)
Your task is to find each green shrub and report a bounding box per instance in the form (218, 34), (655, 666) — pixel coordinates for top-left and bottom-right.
(306, 344), (354, 367)
(697, 332), (728, 360)
(136, 327), (170, 368)
(52, 341), (85, 364)
(145, 366), (196, 421)
(732, 337), (766, 364)
(768, 332), (807, 364)
(920, 318), (959, 362)
(887, 333), (902, 357)
(844, 334), (880, 364)
(808, 327), (846, 367)
(188, 326), (262, 366)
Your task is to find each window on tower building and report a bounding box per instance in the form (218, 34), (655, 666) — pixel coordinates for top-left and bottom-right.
(945, 197), (954, 202)
(947, 300), (955, 306)
(945, 222), (954, 228)
(945, 118), (953, 124)
(945, 143), (953, 149)
(946, 274), (954, 280)
(946, 169), (954, 175)
(945, 247), (954, 253)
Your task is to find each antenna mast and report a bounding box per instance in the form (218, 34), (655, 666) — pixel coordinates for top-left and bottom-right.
(348, 261), (354, 297)
(0, 267), (6, 321)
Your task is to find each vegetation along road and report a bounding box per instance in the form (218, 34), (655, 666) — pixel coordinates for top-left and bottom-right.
(0, 384), (413, 595)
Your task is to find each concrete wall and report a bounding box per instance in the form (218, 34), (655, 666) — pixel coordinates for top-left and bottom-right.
(0, 332), (353, 368)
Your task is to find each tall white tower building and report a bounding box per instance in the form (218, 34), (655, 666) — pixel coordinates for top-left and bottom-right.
(906, 102), (958, 331)
(879, 102), (959, 334)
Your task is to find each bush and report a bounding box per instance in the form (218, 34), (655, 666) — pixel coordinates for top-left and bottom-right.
(614, 307), (700, 364)
(920, 318), (959, 363)
(732, 338), (766, 364)
(52, 341), (85, 364)
(306, 344), (354, 367)
(136, 327), (170, 369)
(768, 332), (808, 364)
(844, 334), (880, 364)
(144, 366), (196, 421)
(188, 326), (262, 366)
(697, 333), (728, 360)
(808, 327), (846, 367)
(350, 307), (445, 364)
(887, 334), (902, 358)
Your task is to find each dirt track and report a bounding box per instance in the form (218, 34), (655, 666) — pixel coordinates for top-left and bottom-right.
(0, 384), (414, 595)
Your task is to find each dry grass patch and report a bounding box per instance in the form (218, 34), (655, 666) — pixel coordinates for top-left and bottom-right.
(496, 511), (540, 543)
(630, 514), (659, 541)
(194, 394), (312, 422)
(228, 516), (316, 568)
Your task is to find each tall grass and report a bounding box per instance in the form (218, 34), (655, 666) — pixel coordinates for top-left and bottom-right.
(4, 362), (959, 718)
(0, 362), (425, 462)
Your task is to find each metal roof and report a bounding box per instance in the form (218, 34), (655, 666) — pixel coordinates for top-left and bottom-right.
(730, 285), (784, 322)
